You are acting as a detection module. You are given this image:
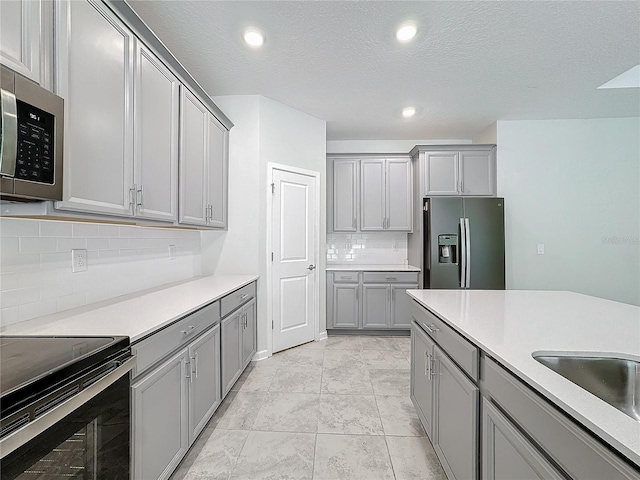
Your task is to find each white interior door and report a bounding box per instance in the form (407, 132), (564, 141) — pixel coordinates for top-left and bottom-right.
(272, 167), (317, 353)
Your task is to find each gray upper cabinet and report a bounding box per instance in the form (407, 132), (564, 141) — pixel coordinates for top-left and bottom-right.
(0, 0), (50, 85)
(433, 344), (479, 480)
(361, 159), (386, 231)
(179, 87), (209, 226)
(329, 159), (358, 232)
(361, 158), (412, 231)
(328, 156), (412, 233)
(179, 87), (229, 228)
(414, 145), (496, 197)
(56, 0), (135, 217)
(133, 41), (179, 222)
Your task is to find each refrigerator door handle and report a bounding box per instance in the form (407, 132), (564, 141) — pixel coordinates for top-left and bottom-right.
(464, 217), (471, 288)
(459, 217), (466, 288)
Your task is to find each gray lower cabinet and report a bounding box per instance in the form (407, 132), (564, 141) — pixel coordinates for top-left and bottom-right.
(328, 271), (418, 330)
(221, 289), (257, 398)
(362, 284), (389, 328)
(410, 321), (436, 437)
(433, 344), (479, 480)
(188, 325), (221, 444)
(330, 282), (360, 328)
(132, 348), (189, 480)
(482, 399), (564, 480)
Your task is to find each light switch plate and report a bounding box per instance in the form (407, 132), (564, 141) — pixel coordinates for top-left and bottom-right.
(537, 244), (545, 255)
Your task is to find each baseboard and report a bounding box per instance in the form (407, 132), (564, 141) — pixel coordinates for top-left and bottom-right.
(317, 331), (328, 341)
(251, 349), (269, 361)
(326, 329), (410, 336)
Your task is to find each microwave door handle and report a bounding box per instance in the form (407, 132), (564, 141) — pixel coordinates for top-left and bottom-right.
(1, 89), (18, 177)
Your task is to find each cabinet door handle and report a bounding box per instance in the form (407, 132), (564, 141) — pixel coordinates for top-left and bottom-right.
(181, 325), (199, 336)
(129, 184), (137, 214)
(185, 359), (191, 381)
(191, 353), (198, 379)
(245, 313), (248, 329)
(429, 355), (437, 379)
(136, 184), (143, 208)
(425, 352), (430, 376)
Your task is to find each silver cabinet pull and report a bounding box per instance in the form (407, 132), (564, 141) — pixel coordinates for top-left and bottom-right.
(424, 323), (439, 335)
(425, 352), (430, 376)
(136, 184), (143, 208)
(185, 359), (191, 381)
(429, 355), (437, 379)
(239, 293), (249, 300)
(129, 184), (137, 214)
(307, 264), (316, 271)
(181, 325), (199, 336)
(385, 277), (397, 281)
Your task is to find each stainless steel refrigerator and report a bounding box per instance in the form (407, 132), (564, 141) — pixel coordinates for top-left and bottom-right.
(423, 197), (505, 289)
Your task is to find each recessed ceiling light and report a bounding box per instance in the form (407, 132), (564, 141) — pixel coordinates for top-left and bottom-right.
(244, 29), (265, 47)
(396, 23), (417, 42)
(402, 106), (416, 118)
(598, 65), (640, 89)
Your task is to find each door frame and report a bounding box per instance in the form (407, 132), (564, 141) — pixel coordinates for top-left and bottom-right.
(266, 162), (321, 357)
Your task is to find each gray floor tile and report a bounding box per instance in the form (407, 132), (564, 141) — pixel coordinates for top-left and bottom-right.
(313, 434), (394, 480)
(323, 349), (364, 369)
(215, 392), (266, 430)
(277, 348), (325, 368)
(359, 336), (400, 351)
(321, 366), (373, 395)
(386, 436), (448, 480)
(324, 335), (362, 350)
(376, 395), (425, 437)
(317, 394), (383, 435)
(179, 429), (249, 480)
(252, 392), (320, 433)
(360, 349), (410, 369)
(230, 431), (315, 480)
(269, 366), (323, 393)
(235, 366), (279, 392)
(369, 369), (410, 396)
(392, 336), (411, 352)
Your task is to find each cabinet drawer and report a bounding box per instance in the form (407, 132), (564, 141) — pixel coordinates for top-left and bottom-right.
(132, 301), (220, 377)
(483, 357), (639, 480)
(221, 282), (256, 318)
(411, 301), (479, 380)
(332, 272), (359, 283)
(363, 272), (418, 284)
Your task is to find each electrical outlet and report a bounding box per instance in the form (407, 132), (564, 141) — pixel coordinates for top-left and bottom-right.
(169, 244), (176, 260)
(72, 249), (87, 272)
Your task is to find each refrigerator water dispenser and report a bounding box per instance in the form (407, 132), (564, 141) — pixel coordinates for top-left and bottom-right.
(438, 235), (458, 264)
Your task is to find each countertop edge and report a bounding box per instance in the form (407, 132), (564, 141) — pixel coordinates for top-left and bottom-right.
(326, 264), (421, 272)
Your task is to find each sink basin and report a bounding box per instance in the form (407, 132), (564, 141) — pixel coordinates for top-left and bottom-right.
(532, 353), (640, 421)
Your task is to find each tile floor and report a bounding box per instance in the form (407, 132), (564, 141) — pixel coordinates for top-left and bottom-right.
(169, 335), (447, 480)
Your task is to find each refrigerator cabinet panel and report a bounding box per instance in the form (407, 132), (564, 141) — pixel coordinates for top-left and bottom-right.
(463, 198), (505, 289)
(425, 197), (464, 289)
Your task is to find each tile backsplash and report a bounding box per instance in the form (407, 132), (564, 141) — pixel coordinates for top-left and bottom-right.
(327, 232), (408, 265)
(0, 218), (201, 328)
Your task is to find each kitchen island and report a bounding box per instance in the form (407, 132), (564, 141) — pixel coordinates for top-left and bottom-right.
(407, 289), (640, 480)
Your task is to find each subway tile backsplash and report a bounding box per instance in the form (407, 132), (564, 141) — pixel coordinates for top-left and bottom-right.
(327, 232), (408, 265)
(0, 218), (201, 328)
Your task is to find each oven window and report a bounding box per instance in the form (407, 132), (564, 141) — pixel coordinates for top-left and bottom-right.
(1, 375), (130, 480)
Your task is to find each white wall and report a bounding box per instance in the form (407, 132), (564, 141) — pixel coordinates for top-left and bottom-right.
(0, 218), (201, 328)
(497, 118), (640, 305)
(201, 95), (327, 357)
(326, 138), (471, 154)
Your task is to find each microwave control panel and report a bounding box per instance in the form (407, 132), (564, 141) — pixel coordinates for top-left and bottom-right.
(15, 100), (55, 184)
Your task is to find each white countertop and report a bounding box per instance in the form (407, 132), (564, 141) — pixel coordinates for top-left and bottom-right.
(1, 275), (259, 343)
(327, 264), (420, 272)
(407, 289), (640, 466)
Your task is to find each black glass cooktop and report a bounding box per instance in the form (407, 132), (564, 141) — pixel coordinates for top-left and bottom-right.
(0, 336), (130, 420)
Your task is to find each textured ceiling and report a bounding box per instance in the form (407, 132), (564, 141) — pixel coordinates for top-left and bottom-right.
(128, 1), (640, 141)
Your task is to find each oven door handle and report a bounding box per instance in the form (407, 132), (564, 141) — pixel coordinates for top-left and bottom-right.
(1, 88), (18, 177)
(0, 355), (136, 459)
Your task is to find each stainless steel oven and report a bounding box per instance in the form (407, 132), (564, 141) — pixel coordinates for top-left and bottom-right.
(0, 65), (64, 201)
(0, 336), (135, 480)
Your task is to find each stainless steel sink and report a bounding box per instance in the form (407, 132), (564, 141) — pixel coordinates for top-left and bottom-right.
(532, 353), (640, 421)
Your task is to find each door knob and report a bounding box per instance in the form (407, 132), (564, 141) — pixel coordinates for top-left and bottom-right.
(307, 264), (316, 271)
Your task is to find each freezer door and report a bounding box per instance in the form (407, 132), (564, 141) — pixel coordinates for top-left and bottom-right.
(425, 197), (464, 289)
(463, 198), (505, 289)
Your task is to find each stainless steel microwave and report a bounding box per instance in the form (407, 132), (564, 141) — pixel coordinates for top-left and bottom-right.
(0, 65), (64, 201)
